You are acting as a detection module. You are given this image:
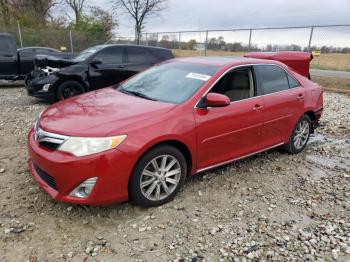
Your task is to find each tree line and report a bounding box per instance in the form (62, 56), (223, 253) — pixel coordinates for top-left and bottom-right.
(0, 0), (167, 50)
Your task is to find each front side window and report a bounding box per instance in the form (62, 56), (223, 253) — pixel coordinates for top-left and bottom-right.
(210, 68), (255, 102)
(94, 47), (123, 64)
(72, 46), (105, 62)
(256, 65), (290, 95)
(119, 62), (219, 104)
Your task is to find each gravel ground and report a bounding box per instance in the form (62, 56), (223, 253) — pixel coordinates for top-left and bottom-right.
(0, 87), (349, 262)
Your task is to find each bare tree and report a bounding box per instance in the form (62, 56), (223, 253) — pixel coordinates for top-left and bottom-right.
(115, 0), (167, 44)
(65, 0), (86, 25)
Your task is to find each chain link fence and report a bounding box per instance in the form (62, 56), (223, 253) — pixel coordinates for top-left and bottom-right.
(0, 24), (111, 52)
(140, 25), (350, 56)
(1, 24), (349, 55)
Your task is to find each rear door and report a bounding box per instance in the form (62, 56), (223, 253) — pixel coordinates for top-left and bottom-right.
(195, 67), (264, 170)
(254, 64), (305, 148)
(88, 46), (126, 89)
(123, 46), (157, 77)
(0, 34), (18, 79)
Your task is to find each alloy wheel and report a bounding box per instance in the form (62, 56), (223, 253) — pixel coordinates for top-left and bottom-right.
(140, 155), (181, 201)
(293, 120), (310, 150)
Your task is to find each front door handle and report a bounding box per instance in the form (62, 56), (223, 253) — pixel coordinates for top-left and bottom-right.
(252, 104), (263, 111)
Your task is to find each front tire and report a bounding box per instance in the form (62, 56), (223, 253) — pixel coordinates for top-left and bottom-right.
(56, 80), (85, 101)
(129, 145), (187, 207)
(283, 115), (311, 154)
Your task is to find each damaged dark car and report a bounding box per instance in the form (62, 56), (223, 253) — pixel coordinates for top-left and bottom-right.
(26, 44), (174, 101)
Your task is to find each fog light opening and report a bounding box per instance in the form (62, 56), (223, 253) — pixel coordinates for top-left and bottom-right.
(42, 84), (50, 92)
(69, 177), (98, 198)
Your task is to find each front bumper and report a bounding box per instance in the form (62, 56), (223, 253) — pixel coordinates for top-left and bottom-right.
(26, 72), (58, 100)
(27, 128), (133, 205)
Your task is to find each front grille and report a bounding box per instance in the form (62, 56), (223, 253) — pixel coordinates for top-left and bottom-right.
(33, 163), (58, 190)
(39, 141), (61, 150)
(35, 126), (68, 150)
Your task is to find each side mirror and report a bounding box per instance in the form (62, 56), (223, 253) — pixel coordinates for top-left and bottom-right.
(205, 93), (230, 107)
(90, 58), (102, 66)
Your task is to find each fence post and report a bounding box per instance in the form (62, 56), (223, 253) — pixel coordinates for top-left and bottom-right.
(178, 32), (182, 55)
(69, 30), (74, 52)
(248, 28), (252, 51)
(204, 30), (209, 56)
(308, 26), (314, 51)
(17, 20), (23, 48)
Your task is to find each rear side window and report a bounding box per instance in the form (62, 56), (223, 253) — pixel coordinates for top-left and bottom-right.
(287, 74), (300, 88)
(94, 47), (123, 64)
(126, 47), (153, 63)
(256, 65), (290, 95)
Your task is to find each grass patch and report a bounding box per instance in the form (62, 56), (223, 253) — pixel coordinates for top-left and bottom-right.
(172, 50), (350, 72)
(312, 76), (350, 94)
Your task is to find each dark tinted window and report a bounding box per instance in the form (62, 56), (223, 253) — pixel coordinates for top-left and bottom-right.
(120, 62), (219, 104)
(126, 47), (152, 63)
(211, 68), (254, 102)
(287, 74), (300, 88)
(19, 49), (35, 57)
(256, 65), (289, 95)
(35, 48), (59, 54)
(94, 47), (123, 64)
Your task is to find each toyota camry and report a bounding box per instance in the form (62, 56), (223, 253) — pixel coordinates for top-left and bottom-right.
(27, 52), (323, 207)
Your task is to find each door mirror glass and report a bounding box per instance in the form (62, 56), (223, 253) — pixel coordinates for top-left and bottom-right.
(205, 93), (230, 107)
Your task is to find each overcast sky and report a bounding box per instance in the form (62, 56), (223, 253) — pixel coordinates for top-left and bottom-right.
(100, 0), (350, 34)
(77, 0), (350, 47)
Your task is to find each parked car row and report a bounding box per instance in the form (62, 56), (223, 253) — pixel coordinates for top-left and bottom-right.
(26, 44), (174, 101)
(0, 33), (76, 80)
(1, 32), (323, 207)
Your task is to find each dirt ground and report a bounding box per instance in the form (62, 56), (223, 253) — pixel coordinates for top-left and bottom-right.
(0, 87), (349, 262)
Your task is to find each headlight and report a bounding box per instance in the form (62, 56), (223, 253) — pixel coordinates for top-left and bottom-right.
(58, 135), (127, 157)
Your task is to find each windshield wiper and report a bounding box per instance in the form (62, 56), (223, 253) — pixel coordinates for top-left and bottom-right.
(126, 90), (157, 101)
(118, 87), (157, 101)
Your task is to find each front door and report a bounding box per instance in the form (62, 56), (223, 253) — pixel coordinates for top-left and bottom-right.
(88, 46), (127, 89)
(195, 67), (264, 170)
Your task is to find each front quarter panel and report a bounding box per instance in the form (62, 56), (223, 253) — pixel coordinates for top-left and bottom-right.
(116, 105), (197, 174)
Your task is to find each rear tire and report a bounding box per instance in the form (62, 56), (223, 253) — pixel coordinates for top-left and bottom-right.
(56, 80), (85, 101)
(283, 115), (311, 154)
(129, 145), (187, 207)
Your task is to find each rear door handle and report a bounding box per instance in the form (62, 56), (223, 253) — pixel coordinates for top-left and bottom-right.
(297, 93), (304, 100)
(116, 65), (125, 68)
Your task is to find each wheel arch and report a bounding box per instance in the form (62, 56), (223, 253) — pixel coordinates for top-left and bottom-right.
(304, 110), (317, 132)
(131, 139), (194, 179)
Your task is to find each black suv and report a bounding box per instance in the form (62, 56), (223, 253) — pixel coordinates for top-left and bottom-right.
(26, 44), (174, 101)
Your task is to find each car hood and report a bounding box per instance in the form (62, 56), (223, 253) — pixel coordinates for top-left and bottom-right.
(39, 88), (177, 137)
(34, 55), (77, 68)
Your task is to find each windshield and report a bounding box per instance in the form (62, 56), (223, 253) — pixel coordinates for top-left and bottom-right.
(72, 46), (104, 62)
(119, 62), (219, 104)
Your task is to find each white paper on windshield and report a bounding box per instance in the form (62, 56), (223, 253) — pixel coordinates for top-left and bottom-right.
(186, 72), (211, 81)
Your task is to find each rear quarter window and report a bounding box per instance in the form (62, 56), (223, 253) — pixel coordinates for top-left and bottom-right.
(126, 47), (153, 63)
(256, 65), (290, 95)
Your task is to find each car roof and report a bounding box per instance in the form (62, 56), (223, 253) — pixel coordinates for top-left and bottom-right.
(171, 56), (283, 68)
(93, 44), (172, 52)
(18, 47), (59, 51)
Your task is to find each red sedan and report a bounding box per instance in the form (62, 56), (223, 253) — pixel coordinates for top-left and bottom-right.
(27, 53), (323, 207)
